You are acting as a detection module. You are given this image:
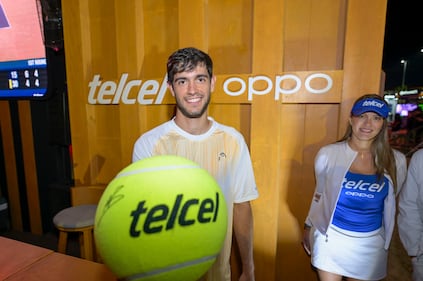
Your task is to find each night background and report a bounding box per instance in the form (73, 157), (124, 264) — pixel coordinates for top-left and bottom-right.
(383, 0), (423, 91)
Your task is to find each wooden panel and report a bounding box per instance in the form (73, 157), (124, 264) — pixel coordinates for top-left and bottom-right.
(276, 103), (339, 280)
(0, 101), (22, 231)
(115, 1), (143, 169)
(276, 103), (306, 279)
(280, 70), (343, 103)
(340, 0), (387, 137)
(61, 0), (92, 186)
(114, 1), (145, 76)
(250, 1), (284, 280)
(18, 101), (42, 234)
(88, 0), (117, 78)
(59, 1), (389, 280)
(85, 105), (121, 184)
(208, 0), (253, 74)
(178, 0), (207, 50)
(142, 0), (179, 76)
(209, 104), (250, 145)
(284, 0), (344, 71)
(71, 185), (106, 206)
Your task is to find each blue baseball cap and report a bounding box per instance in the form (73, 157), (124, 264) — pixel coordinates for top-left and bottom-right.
(351, 98), (389, 118)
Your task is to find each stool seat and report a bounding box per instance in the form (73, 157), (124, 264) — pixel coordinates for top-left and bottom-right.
(53, 205), (97, 228)
(53, 204), (98, 261)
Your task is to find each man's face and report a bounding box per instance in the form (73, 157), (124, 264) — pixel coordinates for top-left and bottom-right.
(168, 64), (215, 118)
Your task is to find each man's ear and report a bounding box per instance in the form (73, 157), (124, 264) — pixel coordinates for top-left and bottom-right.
(210, 75), (216, 92)
(167, 83), (175, 97)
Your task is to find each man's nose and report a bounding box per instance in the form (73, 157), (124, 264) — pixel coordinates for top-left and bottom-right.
(187, 81), (197, 93)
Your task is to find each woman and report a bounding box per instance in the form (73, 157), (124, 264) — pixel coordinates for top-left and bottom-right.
(302, 94), (407, 281)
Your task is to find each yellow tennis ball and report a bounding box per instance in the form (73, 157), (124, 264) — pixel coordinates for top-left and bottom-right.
(94, 155), (228, 281)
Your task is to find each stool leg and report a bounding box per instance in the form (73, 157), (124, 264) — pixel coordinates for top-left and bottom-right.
(95, 248), (103, 263)
(57, 231), (68, 254)
(80, 229), (94, 261)
(93, 233), (102, 263)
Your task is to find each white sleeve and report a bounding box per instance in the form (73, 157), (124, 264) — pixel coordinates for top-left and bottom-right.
(398, 150), (423, 256)
(132, 135), (154, 162)
(232, 137), (258, 203)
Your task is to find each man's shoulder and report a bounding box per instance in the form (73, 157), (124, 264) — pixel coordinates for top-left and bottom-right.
(212, 119), (244, 139)
(139, 120), (173, 139)
(132, 120), (174, 161)
(409, 149), (423, 169)
(411, 149), (423, 161)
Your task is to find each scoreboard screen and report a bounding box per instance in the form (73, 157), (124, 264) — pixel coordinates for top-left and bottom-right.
(0, 0), (49, 99)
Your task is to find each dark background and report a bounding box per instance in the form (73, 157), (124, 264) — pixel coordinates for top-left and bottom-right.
(383, 0), (423, 91)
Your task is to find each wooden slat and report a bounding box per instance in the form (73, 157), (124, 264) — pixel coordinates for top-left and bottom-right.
(18, 101), (42, 234)
(178, 0), (207, 50)
(340, 0), (387, 137)
(0, 101), (22, 230)
(71, 185), (106, 206)
(250, 1), (284, 280)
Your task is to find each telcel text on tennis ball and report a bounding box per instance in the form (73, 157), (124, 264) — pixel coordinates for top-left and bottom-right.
(130, 192), (221, 236)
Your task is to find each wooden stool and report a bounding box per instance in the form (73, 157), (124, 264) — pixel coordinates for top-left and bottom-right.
(53, 204), (97, 261)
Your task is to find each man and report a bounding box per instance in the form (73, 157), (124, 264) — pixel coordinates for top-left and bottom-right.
(398, 149), (423, 281)
(132, 47), (259, 281)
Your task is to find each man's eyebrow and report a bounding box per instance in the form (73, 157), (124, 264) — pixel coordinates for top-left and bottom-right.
(174, 74), (209, 81)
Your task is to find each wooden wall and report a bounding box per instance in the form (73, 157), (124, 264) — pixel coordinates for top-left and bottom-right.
(0, 101), (42, 234)
(60, 0), (388, 280)
(0, 0), (387, 280)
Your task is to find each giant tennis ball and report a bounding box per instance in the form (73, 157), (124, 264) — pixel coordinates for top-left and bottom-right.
(94, 155), (228, 281)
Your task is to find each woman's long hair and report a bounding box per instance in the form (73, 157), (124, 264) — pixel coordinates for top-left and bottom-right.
(338, 94), (398, 189)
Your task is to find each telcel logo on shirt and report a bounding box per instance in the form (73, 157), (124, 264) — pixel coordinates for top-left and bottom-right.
(343, 179), (386, 199)
(343, 179), (385, 192)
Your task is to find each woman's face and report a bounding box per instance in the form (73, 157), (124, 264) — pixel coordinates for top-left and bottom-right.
(350, 112), (384, 142)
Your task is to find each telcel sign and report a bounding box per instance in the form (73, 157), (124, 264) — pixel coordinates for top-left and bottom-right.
(87, 71), (342, 105)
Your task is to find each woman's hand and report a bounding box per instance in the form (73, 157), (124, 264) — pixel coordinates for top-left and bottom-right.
(302, 225), (311, 256)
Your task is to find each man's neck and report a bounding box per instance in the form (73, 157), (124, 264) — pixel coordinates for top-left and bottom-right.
(174, 113), (211, 135)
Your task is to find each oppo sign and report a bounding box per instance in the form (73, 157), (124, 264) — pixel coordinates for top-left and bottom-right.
(87, 72), (334, 105)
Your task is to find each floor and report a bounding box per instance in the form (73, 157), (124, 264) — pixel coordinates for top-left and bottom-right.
(0, 226), (413, 281)
(384, 227), (413, 281)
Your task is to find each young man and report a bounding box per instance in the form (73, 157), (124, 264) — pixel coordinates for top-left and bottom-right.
(398, 149), (423, 281)
(132, 47), (259, 281)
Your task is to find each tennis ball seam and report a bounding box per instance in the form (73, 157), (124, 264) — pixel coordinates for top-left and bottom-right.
(120, 254), (218, 281)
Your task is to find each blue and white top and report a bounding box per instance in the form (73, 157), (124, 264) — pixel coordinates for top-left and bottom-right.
(304, 141), (407, 249)
(332, 171), (389, 233)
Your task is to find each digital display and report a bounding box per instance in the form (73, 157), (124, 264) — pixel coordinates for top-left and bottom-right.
(0, 0), (48, 99)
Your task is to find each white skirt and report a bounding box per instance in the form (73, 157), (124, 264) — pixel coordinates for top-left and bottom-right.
(311, 226), (388, 280)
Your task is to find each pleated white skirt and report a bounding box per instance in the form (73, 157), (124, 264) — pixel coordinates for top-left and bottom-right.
(311, 225), (388, 280)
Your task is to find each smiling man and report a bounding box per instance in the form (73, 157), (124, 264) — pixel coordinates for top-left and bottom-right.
(132, 47), (259, 281)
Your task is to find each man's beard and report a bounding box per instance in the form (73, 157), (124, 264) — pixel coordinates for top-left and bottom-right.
(175, 94), (210, 118)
